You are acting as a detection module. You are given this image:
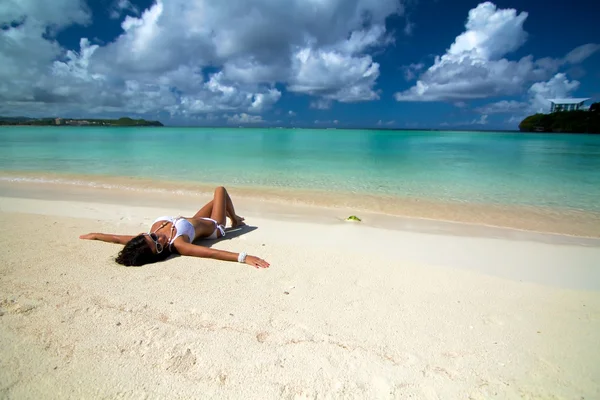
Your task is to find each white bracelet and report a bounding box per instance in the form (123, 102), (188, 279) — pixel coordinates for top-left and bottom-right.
(237, 252), (247, 263)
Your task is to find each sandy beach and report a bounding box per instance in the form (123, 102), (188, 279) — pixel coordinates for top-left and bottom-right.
(1, 183), (599, 399)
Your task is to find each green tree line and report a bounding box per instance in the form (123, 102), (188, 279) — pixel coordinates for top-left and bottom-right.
(519, 102), (600, 133)
(0, 116), (163, 127)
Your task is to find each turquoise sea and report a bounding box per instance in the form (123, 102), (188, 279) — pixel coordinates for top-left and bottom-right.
(1, 127), (600, 212)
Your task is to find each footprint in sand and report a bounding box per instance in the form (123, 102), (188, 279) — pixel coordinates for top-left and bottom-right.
(166, 348), (197, 374)
(481, 314), (505, 326)
(422, 364), (457, 380)
(279, 385), (315, 400)
(0, 298), (39, 315)
(256, 331), (269, 343)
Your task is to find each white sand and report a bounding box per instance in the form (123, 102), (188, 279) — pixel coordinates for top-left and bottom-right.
(1, 190), (599, 399)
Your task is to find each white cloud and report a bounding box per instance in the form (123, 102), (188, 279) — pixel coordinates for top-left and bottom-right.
(394, 2), (596, 104)
(402, 63), (424, 81)
(100, 0), (402, 107)
(476, 72), (581, 124)
(471, 114), (488, 125)
(340, 25), (392, 54)
(0, 0), (403, 118)
(168, 72), (281, 115)
(109, 0), (140, 20)
(248, 89), (282, 113)
(563, 43), (600, 64)
(227, 113), (264, 124)
(310, 99), (333, 110)
(0, 0), (90, 105)
(286, 26), (386, 102)
(395, 2), (536, 102)
(52, 38), (101, 81)
(0, 0), (90, 29)
(506, 115), (522, 124)
(439, 114), (488, 127)
(313, 119), (339, 125)
(447, 2), (528, 60)
(528, 73), (580, 113)
(404, 20), (414, 36)
(475, 100), (526, 114)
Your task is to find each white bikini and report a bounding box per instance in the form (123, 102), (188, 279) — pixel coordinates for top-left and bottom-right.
(201, 218), (226, 240)
(149, 216), (226, 248)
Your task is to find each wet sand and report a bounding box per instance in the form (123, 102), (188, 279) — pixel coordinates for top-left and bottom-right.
(2, 172), (600, 238)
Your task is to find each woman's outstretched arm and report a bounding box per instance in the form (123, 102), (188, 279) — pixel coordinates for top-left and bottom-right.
(175, 242), (270, 269)
(79, 233), (135, 245)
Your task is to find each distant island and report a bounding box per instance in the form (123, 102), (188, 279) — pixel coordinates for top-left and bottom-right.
(0, 116), (163, 127)
(519, 102), (599, 134)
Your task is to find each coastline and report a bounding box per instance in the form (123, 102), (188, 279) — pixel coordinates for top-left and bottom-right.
(1, 182), (599, 398)
(1, 191), (600, 290)
(2, 172), (600, 238)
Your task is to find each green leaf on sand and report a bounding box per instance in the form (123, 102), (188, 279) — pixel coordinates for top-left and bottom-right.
(346, 215), (362, 222)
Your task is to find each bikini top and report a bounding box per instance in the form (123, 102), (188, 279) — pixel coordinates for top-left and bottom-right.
(150, 216), (196, 245)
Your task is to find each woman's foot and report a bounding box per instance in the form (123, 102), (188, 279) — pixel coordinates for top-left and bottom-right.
(231, 215), (245, 228)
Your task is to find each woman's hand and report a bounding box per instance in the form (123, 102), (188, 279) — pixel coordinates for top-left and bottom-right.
(245, 255), (270, 269)
(79, 233), (97, 240)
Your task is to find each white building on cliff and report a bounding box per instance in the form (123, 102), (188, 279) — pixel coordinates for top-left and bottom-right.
(549, 98), (590, 112)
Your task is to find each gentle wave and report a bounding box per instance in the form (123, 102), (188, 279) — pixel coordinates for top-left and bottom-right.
(0, 175), (198, 195)
(1, 127), (600, 212)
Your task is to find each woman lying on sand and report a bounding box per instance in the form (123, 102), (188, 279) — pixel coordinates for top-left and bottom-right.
(79, 186), (270, 269)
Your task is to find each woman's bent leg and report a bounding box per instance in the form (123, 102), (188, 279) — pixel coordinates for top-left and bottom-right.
(192, 200), (213, 219)
(211, 186), (242, 227)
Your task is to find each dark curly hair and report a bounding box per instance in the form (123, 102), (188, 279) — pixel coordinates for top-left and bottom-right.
(115, 235), (171, 266)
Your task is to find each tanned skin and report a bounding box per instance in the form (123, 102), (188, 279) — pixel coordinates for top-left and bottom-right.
(79, 186), (269, 269)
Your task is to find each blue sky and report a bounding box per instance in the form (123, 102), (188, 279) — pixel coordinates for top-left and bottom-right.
(1, 0), (599, 129)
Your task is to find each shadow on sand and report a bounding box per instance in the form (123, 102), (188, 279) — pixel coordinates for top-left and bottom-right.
(195, 224), (258, 248)
(157, 224), (257, 264)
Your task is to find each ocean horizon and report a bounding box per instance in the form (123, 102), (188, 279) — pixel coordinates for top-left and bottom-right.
(1, 126), (600, 215)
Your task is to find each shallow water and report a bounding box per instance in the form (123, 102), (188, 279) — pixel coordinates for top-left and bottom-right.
(1, 127), (599, 212)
